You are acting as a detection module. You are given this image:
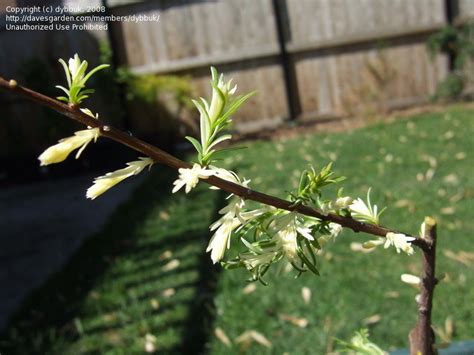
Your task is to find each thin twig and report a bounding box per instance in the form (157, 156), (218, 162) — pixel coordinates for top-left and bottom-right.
(0, 76), (428, 249)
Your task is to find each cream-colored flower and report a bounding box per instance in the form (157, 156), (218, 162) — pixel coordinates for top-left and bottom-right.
(207, 214), (242, 264)
(384, 232), (415, 255)
(271, 213), (302, 261)
(205, 167), (265, 263)
(267, 213), (320, 262)
(334, 196), (353, 209)
(172, 163), (214, 193)
(275, 224), (299, 261)
(209, 166), (250, 189)
(350, 198), (372, 215)
(317, 222), (342, 247)
(207, 196), (245, 263)
(86, 157), (153, 200)
(328, 222), (343, 238)
(349, 189), (384, 225)
(320, 197), (352, 214)
(206, 196), (266, 264)
(38, 128), (100, 166)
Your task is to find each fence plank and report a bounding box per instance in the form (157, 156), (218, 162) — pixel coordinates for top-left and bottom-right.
(457, 0), (474, 22)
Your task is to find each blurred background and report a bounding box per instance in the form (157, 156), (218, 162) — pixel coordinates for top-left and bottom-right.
(0, 0), (473, 354)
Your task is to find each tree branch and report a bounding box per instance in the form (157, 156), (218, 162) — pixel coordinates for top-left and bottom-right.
(409, 217), (438, 354)
(0, 76), (428, 249)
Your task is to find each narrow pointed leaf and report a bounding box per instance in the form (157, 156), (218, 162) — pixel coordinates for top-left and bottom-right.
(55, 85), (70, 95)
(218, 91), (256, 124)
(58, 59), (71, 88)
(81, 64), (110, 85)
(185, 136), (203, 155)
(207, 134), (232, 151)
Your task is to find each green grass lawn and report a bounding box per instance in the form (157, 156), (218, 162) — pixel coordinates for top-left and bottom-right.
(1, 106), (473, 354)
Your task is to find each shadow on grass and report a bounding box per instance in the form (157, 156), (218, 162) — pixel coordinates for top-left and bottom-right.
(0, 168), (226, 354)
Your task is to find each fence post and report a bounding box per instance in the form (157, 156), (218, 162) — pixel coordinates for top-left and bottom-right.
(444, 0), (458, 71)
(271, 0), (301, 120)
(101, 0), (131, 131)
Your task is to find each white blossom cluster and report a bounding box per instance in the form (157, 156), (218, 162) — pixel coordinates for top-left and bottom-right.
(38, 55), (420, 284)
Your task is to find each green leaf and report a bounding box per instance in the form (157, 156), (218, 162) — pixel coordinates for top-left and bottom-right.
(310, 237), (321, 250)
(241, 238), (262, 254)
(58, 58), (71, 88)
(209, 80), (226, 121)
(291, 261), (307, 273)
(217, 91), (256, 124)
(200, 149), (217, 165)
(208, 145), (246, 162)
(80, 89), (95, 95)
(207, 134), (232, 151)
(210, 66), (218, 83)
(199, 97), (210, 113)
(185, 136), (203, 155)
(69, 85), (82, 100)
(297, 247), (320, 275)
(73, 60), (88, 85)
(298, 170), (309, 194)
(55, 85), (70, 96)
(192, 99), (210, 147)
(81, 64), (109, 85)
(303, 239), (317, 266)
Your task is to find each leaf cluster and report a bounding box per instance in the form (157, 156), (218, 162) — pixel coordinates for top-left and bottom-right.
(186, 67), (255, 165)
(291, 163), (346, 206)
(56, 55), (109, 105)
(223, 211), (334, 284)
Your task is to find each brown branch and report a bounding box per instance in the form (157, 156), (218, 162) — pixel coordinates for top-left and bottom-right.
(409, 217), (438, 354)
(0, 76), (428, 249)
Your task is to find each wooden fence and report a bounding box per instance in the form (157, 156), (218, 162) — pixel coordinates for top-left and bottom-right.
(1, 0), (473, 160)
(109, 0), (450, 133)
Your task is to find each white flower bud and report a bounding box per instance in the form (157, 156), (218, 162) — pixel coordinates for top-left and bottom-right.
(86, 157), (153, 200)
(38, 128), (100, 166)
(334, 196), (353, 209)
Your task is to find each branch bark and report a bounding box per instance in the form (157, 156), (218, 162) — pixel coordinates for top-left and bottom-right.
(0, 76), (428, 249)
(409, 217), (438, 355)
